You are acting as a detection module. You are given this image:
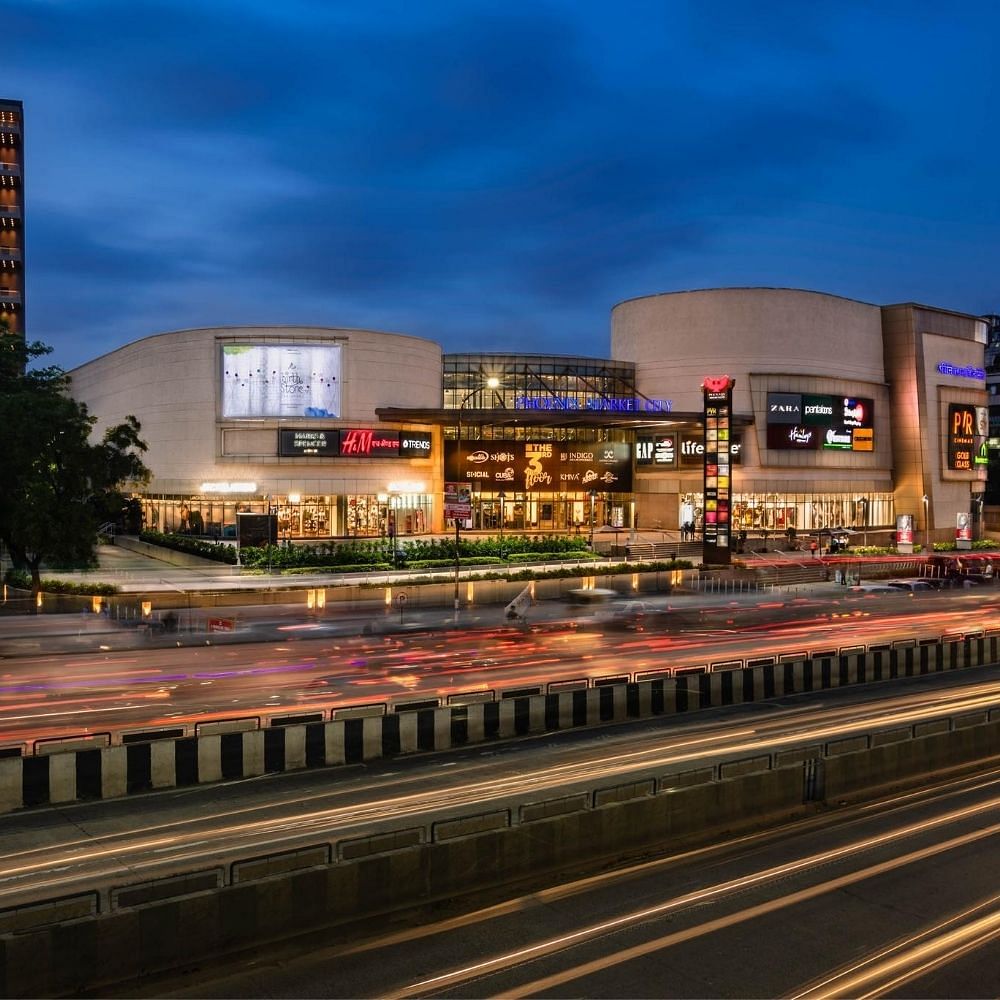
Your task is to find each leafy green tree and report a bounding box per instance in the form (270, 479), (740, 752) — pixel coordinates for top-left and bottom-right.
(0, 325), (150, 606)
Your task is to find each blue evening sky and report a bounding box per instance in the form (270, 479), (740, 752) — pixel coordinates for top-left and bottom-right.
(5, 0), (998, 369)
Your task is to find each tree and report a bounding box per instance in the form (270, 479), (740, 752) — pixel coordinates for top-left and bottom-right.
(0, 325), (150, 607)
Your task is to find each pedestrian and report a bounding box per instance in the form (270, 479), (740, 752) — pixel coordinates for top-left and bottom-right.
(810, 539), (818, 558)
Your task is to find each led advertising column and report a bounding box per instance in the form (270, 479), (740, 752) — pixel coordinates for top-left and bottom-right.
(702, 375), (735, 566)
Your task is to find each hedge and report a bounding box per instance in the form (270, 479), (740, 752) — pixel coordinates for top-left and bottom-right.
(3, 570), (120, 595)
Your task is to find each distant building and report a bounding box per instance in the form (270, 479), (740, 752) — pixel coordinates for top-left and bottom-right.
(983, 314), (1000, 503)
(0, 98), (24, 337)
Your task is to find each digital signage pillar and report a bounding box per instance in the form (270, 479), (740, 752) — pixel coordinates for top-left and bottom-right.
(701, 376), (735, 566)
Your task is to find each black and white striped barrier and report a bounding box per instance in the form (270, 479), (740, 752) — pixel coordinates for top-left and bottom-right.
(0, 632), (996, 813)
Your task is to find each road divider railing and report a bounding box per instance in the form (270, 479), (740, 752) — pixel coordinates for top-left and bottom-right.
(2, 711), (998, 998)
(1, 629), (999, 814)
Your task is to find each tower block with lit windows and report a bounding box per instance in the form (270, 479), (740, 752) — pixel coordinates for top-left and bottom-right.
(0, 99), (24, 338)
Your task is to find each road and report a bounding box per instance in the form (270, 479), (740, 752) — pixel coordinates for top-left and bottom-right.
(142, 765), (1000, 999)
(0, 586), (996, 744)
(2, 664), (997, 914)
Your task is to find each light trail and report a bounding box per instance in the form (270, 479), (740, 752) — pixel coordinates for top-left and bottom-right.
(792, 894), (1000, 999)
(1, 680), (998, 902)
(389, 803), (1000, 999)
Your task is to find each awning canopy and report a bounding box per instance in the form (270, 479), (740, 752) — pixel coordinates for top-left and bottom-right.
(376, 407), (755, 430)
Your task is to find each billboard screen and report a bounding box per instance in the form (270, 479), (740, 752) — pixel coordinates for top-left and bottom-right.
(221, 343), (342, 419)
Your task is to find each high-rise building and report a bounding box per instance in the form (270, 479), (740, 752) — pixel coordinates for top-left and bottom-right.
(0, 98), (24, 337)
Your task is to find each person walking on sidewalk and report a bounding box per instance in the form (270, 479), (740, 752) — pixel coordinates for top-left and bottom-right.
(810, 539), (818, 557)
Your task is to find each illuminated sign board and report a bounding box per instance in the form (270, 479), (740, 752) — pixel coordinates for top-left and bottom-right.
(338, 428), (401, 457)
(278, 429), (338, 457)
(802, 394), (836, 425)
(947, 403), (977, 471)
(513, 395), (672, 412)
(767, 392), (802, 424)
(702, 376), (734, 565)
(851, 428), (874, 452)
(937, 362), (985, 380)
(767, 392), (874, 451)
(444, 441), (633, 492)
(221, 343), (341, 419)
(399, 431), (433, 457)
(637, 434), (676, 466)
(676, 433), (742, 466)
(767, 424), (820, 450)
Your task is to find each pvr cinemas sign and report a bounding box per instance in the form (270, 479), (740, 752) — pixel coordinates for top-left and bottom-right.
(947, 403), (976, 471)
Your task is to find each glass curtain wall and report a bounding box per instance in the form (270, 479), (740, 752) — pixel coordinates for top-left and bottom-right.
(679, 492), (895, 534)
(444, 354), (638, 531)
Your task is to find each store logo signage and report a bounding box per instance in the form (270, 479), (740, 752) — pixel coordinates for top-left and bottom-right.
(852, 428), (874, 452)
(842, 398), (869, 428)
(937, 361), (985, 381)
(766, 424), (819, 450)
(802, 394), (835, 425)
(677, 434), (742, 465)
(339, 428), (401, 457)
(279, 429), (338, 457)
(767, 393), (802, 423)
(513, 395), (672, 412)
(199, 481), (257, 493)
(399, 431), (433, 457)
(445, 441), (633, 492)
(824, 428), (852, 449)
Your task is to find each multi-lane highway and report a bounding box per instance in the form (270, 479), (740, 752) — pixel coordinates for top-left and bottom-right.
(145, 766), (1000, 999)
(0, 586), (996, 744)
(3, 664), (998, 914)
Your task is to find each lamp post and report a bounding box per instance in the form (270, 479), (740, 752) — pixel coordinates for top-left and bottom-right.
(922, 494), (929, 552)
(498, 490), (506, 559)
(589, 489), (597, 549)
(857, 496), (869, 548)
(453, 375), (500, 612)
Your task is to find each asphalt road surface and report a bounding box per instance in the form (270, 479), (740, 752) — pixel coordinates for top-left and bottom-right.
(132, 764), (1000, 999)
(3, 664), (997, 914)
(0, 586), (996, 744)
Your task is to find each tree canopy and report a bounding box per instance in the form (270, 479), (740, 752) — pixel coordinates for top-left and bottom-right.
(0, 325), (149, 602)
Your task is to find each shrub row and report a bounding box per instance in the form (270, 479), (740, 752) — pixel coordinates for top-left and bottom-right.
(140, 532), (593, 569)
(3, 570), (120, 595)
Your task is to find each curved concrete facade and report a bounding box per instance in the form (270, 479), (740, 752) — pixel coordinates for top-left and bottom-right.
(613, 288), (895, 534)
(613, 287), (886, 414)
(70, 327), (443, 537)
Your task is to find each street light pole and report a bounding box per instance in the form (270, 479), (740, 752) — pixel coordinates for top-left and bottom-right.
(453, 376), (499, 614)
(498, 490), (506, 559)
(922, 494), (929, 552)
(589, 489), (597, 549)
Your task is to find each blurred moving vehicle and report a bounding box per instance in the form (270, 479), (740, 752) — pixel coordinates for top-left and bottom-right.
(887, 579), (936, 593)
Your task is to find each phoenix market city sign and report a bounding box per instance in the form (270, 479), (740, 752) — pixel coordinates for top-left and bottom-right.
(513, 395), (673, 412)
(937, 362), (986, 381)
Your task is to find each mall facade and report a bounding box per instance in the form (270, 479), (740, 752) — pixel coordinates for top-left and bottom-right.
(68, 288), (989, 544)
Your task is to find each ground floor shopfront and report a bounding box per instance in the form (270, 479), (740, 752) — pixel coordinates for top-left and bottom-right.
(139, 486), (894, 541)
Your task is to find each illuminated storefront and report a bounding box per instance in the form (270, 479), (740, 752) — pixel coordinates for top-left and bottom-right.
(69, 292), (988, 545)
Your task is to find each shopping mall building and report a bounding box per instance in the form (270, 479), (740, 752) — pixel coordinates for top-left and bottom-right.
(68, 288), (989, 543)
